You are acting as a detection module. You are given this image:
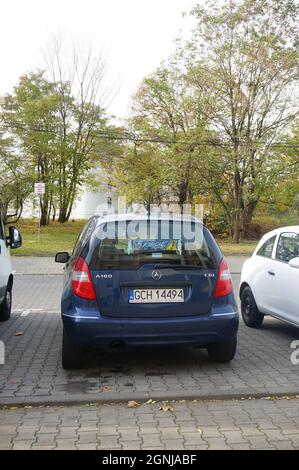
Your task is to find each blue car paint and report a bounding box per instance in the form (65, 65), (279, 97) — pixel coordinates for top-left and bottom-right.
(61, 275), (238, 349)
(60, 218), (239, 350)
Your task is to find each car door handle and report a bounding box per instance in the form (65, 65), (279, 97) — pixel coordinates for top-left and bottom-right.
(268, 270), (275, 276)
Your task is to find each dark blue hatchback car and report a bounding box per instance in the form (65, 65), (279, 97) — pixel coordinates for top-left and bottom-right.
(55, 214), (238, 369)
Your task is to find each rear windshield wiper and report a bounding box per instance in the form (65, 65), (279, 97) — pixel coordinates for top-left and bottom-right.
(153, 263), (205, 270)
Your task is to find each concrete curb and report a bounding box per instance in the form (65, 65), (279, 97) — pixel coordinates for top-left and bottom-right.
(1, 387), (298, 408)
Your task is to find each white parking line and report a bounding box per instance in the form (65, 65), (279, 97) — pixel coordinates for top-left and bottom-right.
(17, 309), (60, 316)
(20, 309), (44, 316)
(20, 310), (31, 317)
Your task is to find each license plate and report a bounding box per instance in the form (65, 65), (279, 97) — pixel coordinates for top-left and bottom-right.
(129, 288), (184, 304)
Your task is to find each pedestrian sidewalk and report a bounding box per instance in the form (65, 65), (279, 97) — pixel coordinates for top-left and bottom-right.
(1, 397), (299, 450)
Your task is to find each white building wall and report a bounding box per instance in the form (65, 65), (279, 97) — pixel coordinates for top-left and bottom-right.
(70, 188), (115, 220)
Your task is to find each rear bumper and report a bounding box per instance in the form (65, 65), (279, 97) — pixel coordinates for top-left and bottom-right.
(62, 306), (239, 348)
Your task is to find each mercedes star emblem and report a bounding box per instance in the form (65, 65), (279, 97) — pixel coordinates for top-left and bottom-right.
(152, 270), (162, 280)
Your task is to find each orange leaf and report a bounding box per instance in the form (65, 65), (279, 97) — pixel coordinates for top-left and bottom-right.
(127, 400), (140, 408)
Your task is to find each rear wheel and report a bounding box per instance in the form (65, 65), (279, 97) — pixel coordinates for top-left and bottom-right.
(0, 286), (12, 321)
(241, 286), (264, 328)
(62, 329), (85, 369)
(207, 337), (237, 363)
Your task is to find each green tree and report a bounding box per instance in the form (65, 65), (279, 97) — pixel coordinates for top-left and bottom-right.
(258, 121), (299, 217)
(0, 129), (32, 223)
(45, 41), (111, 223)
(185, 0), (298, 241)
(129, 64), (208, 208)
(2, 41), (114, 224)
(2, 72), (59, 225)
(108, 142), (168, 210)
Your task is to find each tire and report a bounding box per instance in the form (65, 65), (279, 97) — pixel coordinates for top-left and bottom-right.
(207, 336), (237, 363)
(62, 329), (85, 369)
(0, 286), (12, 321)
(241, 286), (264, 328)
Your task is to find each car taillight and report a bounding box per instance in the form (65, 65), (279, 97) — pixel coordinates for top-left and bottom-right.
(71, 256), (96, 300)
(214, 257), (233, 298)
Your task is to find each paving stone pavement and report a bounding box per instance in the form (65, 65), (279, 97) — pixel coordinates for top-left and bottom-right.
(0, 270), (299, 405)
(0, 309), (299, 406)
(1, 397), (299, 449)
(1, 256), (299, 451)
(12, 257), (64, 275)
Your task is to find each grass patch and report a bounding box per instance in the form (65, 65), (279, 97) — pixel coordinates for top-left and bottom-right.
(218, 240), (257, 256)
(11, 219), (85, 257)
(10, 218), (258, 257)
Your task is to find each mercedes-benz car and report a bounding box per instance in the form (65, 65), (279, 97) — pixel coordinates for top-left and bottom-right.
(55, 214), (239, 369)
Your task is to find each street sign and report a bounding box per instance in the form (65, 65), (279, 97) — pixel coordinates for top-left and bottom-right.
(34, 182), (45, 195)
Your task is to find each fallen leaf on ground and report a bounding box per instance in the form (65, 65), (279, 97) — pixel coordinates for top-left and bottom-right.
(197, 428), (203, 434)
(127, 400), (140, 408)
(14, 332), (24, 336)
(159, 404), (174, 413)
(99, 385), (113, 392)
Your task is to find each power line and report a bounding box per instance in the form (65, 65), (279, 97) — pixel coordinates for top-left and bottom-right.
(1, 123), (299, 149)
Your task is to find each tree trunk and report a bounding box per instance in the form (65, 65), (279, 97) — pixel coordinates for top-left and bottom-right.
(232, 209), (242, 243)
(40, 193), (50, 226)
(241, 199), (259, 239)
(178, 181), (188, 210)
(58, 207), (68, 223)
(231, 170), (243, 243)
(52, 202), (56, 222)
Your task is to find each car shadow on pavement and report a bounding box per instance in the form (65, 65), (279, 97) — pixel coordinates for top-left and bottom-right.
(261, 317), (299, 340)
(79, 345), (212, 374)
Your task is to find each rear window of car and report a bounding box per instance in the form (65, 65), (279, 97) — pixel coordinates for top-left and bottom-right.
(88, 220), (219, 270)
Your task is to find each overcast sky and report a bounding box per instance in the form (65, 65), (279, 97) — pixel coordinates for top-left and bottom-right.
(1, 0), (198, 120)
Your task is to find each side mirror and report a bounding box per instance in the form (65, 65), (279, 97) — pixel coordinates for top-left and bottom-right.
(55, 252), (70, 263)
(8, 226), (22, 249)
(289, 257), (299, 269)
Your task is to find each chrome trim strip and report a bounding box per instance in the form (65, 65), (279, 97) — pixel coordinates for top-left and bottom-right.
(62, 313), (98, 319)
(212, 312), (238, 316)
(62, 312), (238, 319)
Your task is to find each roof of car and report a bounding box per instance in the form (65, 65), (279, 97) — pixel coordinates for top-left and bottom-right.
(261, 226), (299, 239)
(94, 213), (202, 226)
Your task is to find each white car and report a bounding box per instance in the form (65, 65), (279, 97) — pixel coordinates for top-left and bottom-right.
(240, 226), (299, 328)
(0, 217), (22, 321)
